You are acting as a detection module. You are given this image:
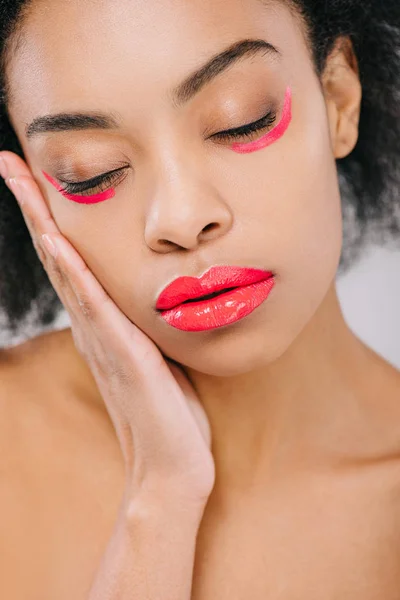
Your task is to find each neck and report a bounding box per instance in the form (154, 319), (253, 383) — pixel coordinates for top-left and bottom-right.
(182, 282), (387, 494)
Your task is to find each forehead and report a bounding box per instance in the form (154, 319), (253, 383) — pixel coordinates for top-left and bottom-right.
(7, 0), (306, 125)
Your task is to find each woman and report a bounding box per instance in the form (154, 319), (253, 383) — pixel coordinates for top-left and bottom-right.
(0, 0), (400, 597)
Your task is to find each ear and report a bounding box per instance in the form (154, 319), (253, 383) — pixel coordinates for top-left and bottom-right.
(322, 36), (362, 159)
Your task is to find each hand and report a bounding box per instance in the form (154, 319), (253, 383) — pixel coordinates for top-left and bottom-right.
(0, 151), (215, 506)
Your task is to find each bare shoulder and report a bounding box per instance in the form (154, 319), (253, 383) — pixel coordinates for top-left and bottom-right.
(358, 344), (400, 459)
(0, 329), (125, 599)
(0, 326), (125, 497)
(0, 328), (71, 440)
(0, 327), (106, 419)
(0, 326), (123, 473)
(0, 326), (89, 387)
(364, 343), (400, 418)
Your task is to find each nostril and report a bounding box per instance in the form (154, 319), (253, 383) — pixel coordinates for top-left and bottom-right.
(202, 222), (218, 234)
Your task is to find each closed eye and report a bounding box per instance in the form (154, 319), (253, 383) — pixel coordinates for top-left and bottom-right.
(57, 166), (129, 196)
(211, 109), (277, 142)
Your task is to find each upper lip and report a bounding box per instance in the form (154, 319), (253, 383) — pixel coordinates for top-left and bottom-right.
(156, 265), (274, 311)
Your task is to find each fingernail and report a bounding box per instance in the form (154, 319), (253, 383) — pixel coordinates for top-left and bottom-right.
(7, 177), (24, 206)
(41, 234), (58, 259)
(0, 156), (8, 180)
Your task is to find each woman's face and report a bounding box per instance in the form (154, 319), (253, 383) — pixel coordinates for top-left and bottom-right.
(7, 0), (347, 376)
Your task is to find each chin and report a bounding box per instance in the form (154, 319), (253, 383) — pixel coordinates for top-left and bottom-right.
(156, 312), (297, 378)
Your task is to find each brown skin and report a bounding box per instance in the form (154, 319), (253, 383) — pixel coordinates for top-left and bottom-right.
(0, 0), (400, 597)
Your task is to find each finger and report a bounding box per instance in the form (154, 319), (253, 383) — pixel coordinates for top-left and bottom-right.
(0, 151), (35, 178)
(2, 163), (120, 329)
(40, 229), (156, 363)
(2, 167), (111, 361)
(1, 151), (60, 247)
(0, 155), (97, 321)
(6, 174), (82, 315)
(6, 172), (59, 238)
(2, 164), (149, 371)
(0, 155), (133, 344)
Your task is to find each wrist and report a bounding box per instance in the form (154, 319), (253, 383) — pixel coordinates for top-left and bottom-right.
(123, 485), (207, 529)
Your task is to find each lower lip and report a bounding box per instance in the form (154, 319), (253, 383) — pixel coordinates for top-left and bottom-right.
(159, 276), (275, 332)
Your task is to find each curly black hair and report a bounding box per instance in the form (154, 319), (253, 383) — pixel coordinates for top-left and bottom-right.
(0, 0), (399, 335)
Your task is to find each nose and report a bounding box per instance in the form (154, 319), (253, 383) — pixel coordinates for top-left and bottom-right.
(144, 162), (233, 253)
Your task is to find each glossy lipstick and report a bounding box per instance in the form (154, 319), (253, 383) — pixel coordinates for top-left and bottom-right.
(156, 266), (275, 332)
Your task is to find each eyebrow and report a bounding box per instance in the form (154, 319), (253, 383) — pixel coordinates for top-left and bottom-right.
(25, 38), (280, 139)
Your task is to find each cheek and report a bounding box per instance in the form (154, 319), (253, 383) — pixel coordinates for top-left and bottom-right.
(285, 133), (343, 280)
(211, 97), (343, 341)
(46, 199), (146, 309)
(265, 120), (343, 342)
(243, 96), (343, 278)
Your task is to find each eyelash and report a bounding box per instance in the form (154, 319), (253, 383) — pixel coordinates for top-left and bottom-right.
(58, 168), (126, 196)
(57, 109), (277, 196)
(211, 109), (277, 141)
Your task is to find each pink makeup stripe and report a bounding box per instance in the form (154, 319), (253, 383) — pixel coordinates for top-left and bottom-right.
(42, 171), (115, 204)
(231, 85), (292, 154)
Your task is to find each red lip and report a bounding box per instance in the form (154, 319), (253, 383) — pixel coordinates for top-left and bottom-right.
(156, 265), (274, 311)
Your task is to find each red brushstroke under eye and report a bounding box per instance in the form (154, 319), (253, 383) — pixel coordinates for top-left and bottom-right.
(231, 85), (292, 154)
(42, 171), (115, 204)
